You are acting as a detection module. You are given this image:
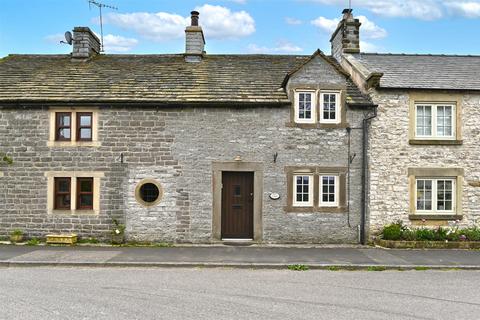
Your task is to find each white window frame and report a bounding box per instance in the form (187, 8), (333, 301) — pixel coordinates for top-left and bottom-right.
(415, 177), (456, 214)
(320, 91), (341, 124)
(294, 90), (317, 124)
(293, 174), (314, 207)
(319, 175), (339, 207)
(414, 103), (456, 140)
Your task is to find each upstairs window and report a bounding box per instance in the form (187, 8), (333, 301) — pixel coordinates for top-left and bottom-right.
(55, 113), (72, 141)
(415, 104), (455, 139)
(49, 109), (99, 147)
(320, 92), (340, 124)
(294, 91), (316, 124)
(77, 112), (93, 141)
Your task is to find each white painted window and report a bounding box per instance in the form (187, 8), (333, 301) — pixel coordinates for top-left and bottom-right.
(320, 175), (339, 207)
(320, 92), (340, 124)
(415, 104), (455, 139)
(416, 178), (455, 214)
(293, 175), (313, 207)
(294, 91), (316, 124)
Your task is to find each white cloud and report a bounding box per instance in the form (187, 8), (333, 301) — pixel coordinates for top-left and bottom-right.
(360, 41), (380, 52)
(445, 1), (480, 18)
(308, 0), (444, 20)
(195, 4), (255, 39)
(311, 15), (387, 39)
(105, 12), (187, 41)
(285, 17), (303, 25)
(102, 34), (138, 52)
(44, 33), (65, 44)
(104, 4), (255, 42)
(248, 41), (303, 54)
(311, 16), (340, 32)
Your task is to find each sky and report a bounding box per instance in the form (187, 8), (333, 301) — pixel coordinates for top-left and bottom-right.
(1, 0), (480, 57)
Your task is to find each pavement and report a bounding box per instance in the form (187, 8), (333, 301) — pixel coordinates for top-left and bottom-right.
(1, 244), (480, 269)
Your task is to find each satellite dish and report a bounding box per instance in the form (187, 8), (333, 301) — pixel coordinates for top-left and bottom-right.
(64, 31), (73, 45)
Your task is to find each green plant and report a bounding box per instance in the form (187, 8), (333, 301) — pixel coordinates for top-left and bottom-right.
(112, 219), (126, 235)
(414, 228), (436, 241)
(77, 237), (100, 244)
(382, 221), (403, 240)
(367, 266), (387, 271)
(26, 238), (40, 246)
(327, 266), (340, 271)
(414, 266), (430, 271)
(11, 229), (23, 236)
(287, 264), (309, 271)
(1, 153), (13, 165)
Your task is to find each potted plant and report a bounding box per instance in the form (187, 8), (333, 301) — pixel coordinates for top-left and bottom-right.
(111, 219), (126, 245)
(10, 229), (24, 243)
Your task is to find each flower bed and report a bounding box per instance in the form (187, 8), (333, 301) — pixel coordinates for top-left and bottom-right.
(376, 221), (480, 249)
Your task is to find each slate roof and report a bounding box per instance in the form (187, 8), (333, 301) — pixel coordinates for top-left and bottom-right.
(0, 54), (372, 106)
(351, 53), (480, 91)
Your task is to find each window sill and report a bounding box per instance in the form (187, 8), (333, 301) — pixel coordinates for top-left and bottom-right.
(284, 206), (347, 213)
(409, 214), (463, 221)
(285, 122), (349, 129)
(47, 141), (101, 147)
(409, 139), (463, 146)
(49, 209), (98, 216)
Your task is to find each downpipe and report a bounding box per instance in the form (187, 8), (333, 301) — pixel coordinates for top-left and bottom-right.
(360, 106), (378, 245)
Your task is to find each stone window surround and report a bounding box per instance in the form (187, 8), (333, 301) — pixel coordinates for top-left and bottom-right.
(408, 168), (463, 221)
(134, 178), (164, 208)
(287, 85), (348, 129)
(285, 166), (347, 213)
(212, 162), (264, 242)
(408, 92), (463, 145)
(45, 171), (104, 215)
(48, 107), (100, 147)
(0, 172), (3, 178)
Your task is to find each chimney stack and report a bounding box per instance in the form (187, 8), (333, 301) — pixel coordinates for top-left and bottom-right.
(72, 27), (101, 60)
(330, 9), (361, 62)
(185, 11), (206, 63)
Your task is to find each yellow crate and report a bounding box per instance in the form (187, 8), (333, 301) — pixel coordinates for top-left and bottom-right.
(46, 234), (78, 245)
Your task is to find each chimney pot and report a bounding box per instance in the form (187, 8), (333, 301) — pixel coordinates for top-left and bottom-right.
(191, 11), (200, 26)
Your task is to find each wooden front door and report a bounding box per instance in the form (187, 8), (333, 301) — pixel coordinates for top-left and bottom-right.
(221, 172), (254, 239)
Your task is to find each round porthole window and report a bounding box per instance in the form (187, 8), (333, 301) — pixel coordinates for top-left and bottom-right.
(135, 179), (163, 207)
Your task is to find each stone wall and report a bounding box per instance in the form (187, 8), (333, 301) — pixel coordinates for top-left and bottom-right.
(0, 103), (365, 243)
(367, 90), (480, 234)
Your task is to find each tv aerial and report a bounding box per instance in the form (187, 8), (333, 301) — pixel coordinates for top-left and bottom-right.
(88, 0), (118, 52)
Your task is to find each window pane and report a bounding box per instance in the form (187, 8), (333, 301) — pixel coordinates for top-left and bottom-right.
(79, 194), (93, 207)
(59, 128), (71, 139)
(55, 195), (70, 209)
(80, 115), (92, 126)
(59, 114), (70, 126)
(436, 106), (453, 137)
(416, 105), (432, 136)
(79, 128), (92, 139)
(416, 179), (432, 211)
(58, 180), (70, 192)
(321, 175), (336, 204)
(79, 180), (93, 192)
(294, 175), (311, 205)
(322, 94), (337, 120)
(298, 93), (312, 120)
(437, 180), (453, 211)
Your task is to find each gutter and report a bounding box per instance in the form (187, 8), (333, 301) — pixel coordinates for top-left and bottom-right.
(360, 105), (378, 245)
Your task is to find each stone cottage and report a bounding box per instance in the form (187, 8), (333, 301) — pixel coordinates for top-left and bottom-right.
(333, 9), (480, 237)
(0, 11), (375, 244)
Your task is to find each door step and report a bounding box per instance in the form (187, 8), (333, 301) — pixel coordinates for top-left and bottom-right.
(222, 238), (254, 246)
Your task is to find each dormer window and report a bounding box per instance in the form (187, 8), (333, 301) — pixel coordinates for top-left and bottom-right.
(294, 91), (316, 124)
(320, 92), (340, 124)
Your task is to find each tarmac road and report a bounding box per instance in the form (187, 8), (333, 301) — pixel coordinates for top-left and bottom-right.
(1, 267), (479, 320)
